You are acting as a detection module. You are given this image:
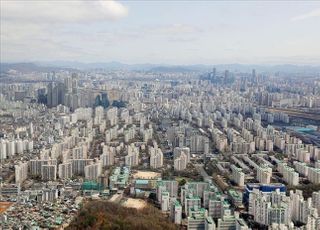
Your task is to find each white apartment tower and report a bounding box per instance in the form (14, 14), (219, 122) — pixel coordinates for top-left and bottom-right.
(149, 146), (163, 169)
(257, 165), (272, 184)
(58, 162), (73, 179)
(15, 162), (28, 184)
(84, 161), (102, 181)
(230, 164), (245, 187)
(41, 164), (57, 181)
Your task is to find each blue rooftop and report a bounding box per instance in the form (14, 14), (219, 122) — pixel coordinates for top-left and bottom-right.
(135, 179), (149, 185)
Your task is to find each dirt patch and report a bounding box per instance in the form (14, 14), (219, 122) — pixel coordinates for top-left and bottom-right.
(109, 194), (121, 202)
(122, 198), (147, 210)
(132, 170), (161, 179)
(0, 202), (13, 214)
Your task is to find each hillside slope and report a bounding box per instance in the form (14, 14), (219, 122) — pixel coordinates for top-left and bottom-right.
(67, 200), (179, 230)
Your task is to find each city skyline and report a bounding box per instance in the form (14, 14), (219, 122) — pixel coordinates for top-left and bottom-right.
(1, 0), (320, 65)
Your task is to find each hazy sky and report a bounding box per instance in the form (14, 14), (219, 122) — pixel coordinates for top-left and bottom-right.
(1, 1), (320, 65)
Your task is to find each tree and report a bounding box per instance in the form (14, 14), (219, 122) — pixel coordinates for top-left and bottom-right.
(178, 178), (187, 186)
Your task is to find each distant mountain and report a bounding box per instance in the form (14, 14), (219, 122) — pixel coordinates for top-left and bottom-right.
(1, 61), (320, 74)
(212, 64), (320, 74)
(34, 61), (320, 74)
(35, 61), (210, 72)
(0, 62), (74, 73)
(35, 61), (159, 71)
(149, 66), (203, 73)
(34, 61), (129, 70)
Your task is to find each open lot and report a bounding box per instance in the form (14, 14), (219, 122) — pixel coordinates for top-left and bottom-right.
(132, 170), (161, 179)
(122, 198), (147, 210)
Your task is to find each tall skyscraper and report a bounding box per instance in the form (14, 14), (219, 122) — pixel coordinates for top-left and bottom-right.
(252, 69), (256, 78)
(47, 82), (65, 108)
(212, 67), (216, 77)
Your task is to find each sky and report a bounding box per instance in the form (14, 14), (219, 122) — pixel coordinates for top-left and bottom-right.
(1, 0), (320, 65)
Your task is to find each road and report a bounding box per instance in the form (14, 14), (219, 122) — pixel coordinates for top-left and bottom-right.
(194, 163), (212, 184)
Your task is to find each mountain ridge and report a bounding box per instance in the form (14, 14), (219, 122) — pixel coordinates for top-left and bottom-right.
(1, 61), (320, 74)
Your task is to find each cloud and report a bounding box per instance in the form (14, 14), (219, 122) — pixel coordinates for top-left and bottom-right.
(168, 37), (197, 43)
(0, 0), (129, 61)
(138, 24), (202, 43)
(0, 0), (128, 23)
(99, 1), (129, 20)
(291, 8), (320, 21)
(148, 24), (202, 35)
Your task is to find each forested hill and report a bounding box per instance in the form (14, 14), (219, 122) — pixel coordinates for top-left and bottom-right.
(67, 201), (180, 230)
